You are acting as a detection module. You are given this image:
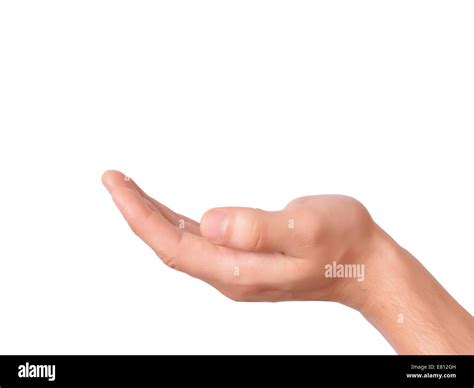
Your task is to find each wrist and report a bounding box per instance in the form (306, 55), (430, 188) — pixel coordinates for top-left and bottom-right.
(333, 223), (403, 313)
(338, 224), (473, 354)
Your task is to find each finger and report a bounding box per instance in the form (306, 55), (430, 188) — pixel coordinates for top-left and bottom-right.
(130, 179), (201, 235)
(102, 170), (201, 235)
(110, 186), (233, 284)
(200, 207), (294, 253)
(110, 187), (301, 296)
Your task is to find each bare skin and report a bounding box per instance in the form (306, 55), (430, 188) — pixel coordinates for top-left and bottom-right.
(102, 170), (473, 354)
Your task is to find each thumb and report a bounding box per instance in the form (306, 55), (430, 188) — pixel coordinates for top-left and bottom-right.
(200, 207), (292, 253)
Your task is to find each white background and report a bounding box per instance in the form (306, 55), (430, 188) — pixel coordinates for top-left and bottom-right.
(0, 1), (472, 354)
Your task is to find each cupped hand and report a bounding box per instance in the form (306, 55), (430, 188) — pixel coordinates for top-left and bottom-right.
(102, 170), (379, 306)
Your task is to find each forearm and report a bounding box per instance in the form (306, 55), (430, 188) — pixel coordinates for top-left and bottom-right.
(348, 227), (473, 354)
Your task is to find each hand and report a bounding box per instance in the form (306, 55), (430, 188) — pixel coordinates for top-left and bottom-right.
(102, 170), (473, 354)
(101, 170), (377, 306)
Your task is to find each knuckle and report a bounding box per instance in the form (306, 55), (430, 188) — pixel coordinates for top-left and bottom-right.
(247, 218), (264, 251)
(128, 220), (142, 237)
(228, 288), (253, 302)
(227, 292), (246, 302)
(227, 276), (268, 302)
(162, 254), (178, 270)
(285, 196), (312, 209)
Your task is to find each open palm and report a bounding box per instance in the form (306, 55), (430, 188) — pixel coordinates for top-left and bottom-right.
(102, 170), (376, 304)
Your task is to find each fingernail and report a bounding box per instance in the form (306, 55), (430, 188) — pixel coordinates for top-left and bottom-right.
(203, 211), (228, 241)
